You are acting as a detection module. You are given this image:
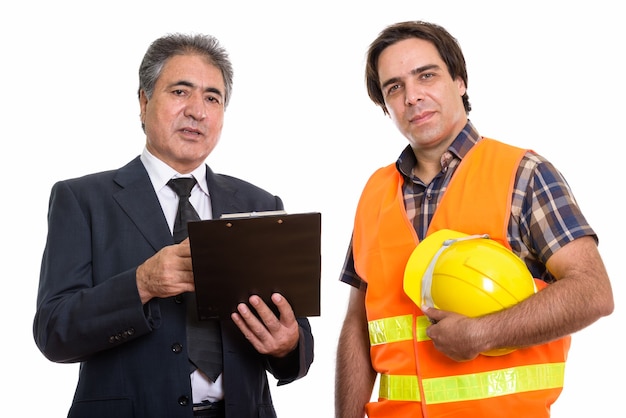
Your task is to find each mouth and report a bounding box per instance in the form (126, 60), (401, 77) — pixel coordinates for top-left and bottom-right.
(181, 128), (203, 136)
(409, 111), (434, 124)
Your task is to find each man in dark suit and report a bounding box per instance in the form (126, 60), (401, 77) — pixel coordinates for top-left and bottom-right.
(33, 33), (314, 418)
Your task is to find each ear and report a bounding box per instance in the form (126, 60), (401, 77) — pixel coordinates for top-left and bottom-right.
(139, 89), (148, 125)
(455, 77), (467, 97)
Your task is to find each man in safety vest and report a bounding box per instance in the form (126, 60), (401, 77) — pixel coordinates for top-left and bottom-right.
(334, 21), (614, 418)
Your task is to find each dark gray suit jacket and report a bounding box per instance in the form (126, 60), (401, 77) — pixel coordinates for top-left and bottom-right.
(33, 157), (314, 418)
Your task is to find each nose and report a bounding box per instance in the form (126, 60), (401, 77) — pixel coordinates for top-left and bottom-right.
(184, 95), (207, 120)
(404, 83), (423, 106)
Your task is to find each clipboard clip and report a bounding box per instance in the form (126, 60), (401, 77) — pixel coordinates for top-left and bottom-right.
(220, 210), (287, 219)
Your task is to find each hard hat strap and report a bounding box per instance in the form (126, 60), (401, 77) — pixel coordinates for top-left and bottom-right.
(420, 234), (490, 309)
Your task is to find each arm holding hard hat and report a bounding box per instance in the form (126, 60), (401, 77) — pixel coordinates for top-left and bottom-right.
(423, 235), (613, 362)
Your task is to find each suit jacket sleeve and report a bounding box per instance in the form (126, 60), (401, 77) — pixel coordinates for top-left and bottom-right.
(33, 176), (159, 363)
(267, 321), (314, 385)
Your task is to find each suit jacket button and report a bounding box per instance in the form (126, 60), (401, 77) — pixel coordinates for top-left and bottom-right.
(172, 343), (183, 353)
(178, 395), (189, 406)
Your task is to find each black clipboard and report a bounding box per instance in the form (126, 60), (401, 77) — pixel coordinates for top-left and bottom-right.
(188, 211), (321, 319)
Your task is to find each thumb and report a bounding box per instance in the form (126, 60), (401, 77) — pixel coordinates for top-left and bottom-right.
(422, 306), (440, 324)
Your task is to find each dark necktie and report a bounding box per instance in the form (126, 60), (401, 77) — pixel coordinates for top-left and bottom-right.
(167, 177), (223, 382)
(167, 177), (201, 244)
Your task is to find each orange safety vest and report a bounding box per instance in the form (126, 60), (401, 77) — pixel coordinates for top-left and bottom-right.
(353, 139), (571, 417)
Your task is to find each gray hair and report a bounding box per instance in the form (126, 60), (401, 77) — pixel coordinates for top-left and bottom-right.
(138, 33), (234, 107)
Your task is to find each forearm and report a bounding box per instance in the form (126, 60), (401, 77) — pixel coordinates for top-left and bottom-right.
(481, 277), (609, 351)
(478, 237), (613, 352)
(34, 268), (151, 363)
(335, 287), (376, 418)
(335, 328), (376, 418)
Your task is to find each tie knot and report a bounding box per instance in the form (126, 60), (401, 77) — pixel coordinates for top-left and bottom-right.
(167, 177), (197, 198)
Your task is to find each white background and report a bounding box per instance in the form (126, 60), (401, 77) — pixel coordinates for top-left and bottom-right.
(2, 1), (624, 416)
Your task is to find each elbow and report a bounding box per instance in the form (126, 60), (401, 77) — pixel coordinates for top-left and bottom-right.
(33, 315), (81, 364)
(600, 296), (615, 318)
(35, 339), (82, 364)
(598, 281), (615, 318)
(33, 330), (71, 364)
(589, 289), (615, 322)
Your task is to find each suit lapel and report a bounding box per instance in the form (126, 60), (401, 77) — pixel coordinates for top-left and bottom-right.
(110, 159), (253, 248)
(205, 165), (245, 218)
(113, 157), (173, 251)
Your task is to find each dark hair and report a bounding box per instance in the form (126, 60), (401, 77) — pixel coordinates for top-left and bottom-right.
(365, 21), (471, 115)
(138, 33), (233, 107)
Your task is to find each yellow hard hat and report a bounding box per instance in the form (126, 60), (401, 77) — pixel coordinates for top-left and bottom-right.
(404, 229), (537, 356)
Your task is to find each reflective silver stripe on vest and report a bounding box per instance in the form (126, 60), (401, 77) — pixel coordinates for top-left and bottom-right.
(369, 314), (431, 345)
(380, 363), (566, 403)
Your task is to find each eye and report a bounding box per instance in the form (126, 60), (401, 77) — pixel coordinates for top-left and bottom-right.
(173, 89), (186, 96)
(205, 95), (221, 105)
(386, 84), (401, 96)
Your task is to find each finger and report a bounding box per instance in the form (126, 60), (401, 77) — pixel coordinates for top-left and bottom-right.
(248, 295), (281, 331)
(242, 300), (277, 338)
(423, 306), (444, 318)
(232, 304), (265, 342)
(271, 293), (296, 324)
(175, 239), (192, 257)
(236, 301), (261, 326)
(231, 309), (252, 337)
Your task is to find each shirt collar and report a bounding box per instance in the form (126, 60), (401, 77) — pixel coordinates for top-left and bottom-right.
(140, 147), (209, 196)
(396, 120), (482, 179)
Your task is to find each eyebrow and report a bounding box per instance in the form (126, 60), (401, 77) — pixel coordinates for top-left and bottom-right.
(170, 80), (223, 98)
(380, 64), (442, 90)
